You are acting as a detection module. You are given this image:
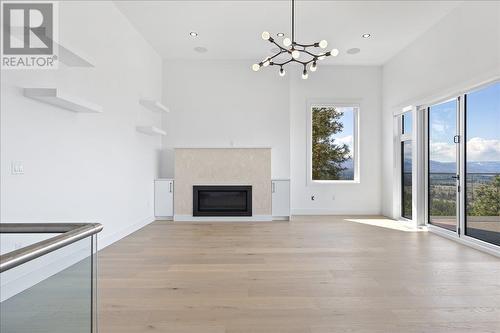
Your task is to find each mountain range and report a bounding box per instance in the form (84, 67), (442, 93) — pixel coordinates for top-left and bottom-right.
(343, 159), (499, 174)
(404, 160), (500, 173)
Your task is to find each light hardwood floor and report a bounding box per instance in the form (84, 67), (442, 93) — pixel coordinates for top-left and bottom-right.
(98, 216), (500, 333)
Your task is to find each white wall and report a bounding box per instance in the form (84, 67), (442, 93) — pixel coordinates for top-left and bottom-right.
(381, 1), (500, 218)
(290, 66), (383, 215)
(0, 1), (162, 300)
(161, 60), (290, 179)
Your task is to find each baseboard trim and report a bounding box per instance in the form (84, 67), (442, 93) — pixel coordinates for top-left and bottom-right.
(98, 215), (155, 250)
(155, 216), (173, 221)
(173, 215), (273, 222)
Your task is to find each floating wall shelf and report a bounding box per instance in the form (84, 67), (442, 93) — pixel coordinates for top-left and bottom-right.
(24, 88), (103, 113)
(136, 126), (166, 136)
(139, 99), (170, 113)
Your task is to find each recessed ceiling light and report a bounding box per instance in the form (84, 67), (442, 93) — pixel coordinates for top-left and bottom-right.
(347, 47), (361, 55)
(189, 31), (198, 37)
(277, 32), (285, 37)
(362, 33), (371, 38)
(194, 46), (208, 53)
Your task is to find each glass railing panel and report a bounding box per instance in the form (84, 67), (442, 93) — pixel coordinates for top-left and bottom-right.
(0, 236), (95, 333)
(0, 234), (56, 256)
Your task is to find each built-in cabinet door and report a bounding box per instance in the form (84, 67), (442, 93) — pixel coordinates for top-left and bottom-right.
(155, 179), (174, 217)
(272, 180), (290, 217)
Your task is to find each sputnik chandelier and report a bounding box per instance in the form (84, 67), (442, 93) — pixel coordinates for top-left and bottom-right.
(252, 0), (339, 79)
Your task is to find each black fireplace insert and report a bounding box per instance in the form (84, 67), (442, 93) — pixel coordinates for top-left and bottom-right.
(193, 185), (252, 216)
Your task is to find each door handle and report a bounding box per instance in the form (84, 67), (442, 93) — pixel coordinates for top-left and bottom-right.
(169, 182), (173, 193)
(272, 182), (276, 193)
(453, 135), (460, 144)
(451, 175), (459, 180)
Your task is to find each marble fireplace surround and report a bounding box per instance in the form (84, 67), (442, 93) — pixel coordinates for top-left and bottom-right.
(174, 147), (272, 221)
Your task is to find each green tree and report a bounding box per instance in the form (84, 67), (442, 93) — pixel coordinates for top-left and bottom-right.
(470, 175), (500, 216)
(430, 199), (456, 216)
(312, 107), (350, 180)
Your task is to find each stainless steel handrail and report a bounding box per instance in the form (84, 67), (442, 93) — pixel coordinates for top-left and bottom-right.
(0, 223), (103, 273)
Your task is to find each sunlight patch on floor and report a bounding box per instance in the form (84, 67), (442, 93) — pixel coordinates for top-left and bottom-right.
(345, 218), (427, 232)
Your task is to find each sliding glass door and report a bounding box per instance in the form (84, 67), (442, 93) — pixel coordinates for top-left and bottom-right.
(428, 99), (459, 232)
(465, 83), (500, 246)
(425, 81), (499, 248)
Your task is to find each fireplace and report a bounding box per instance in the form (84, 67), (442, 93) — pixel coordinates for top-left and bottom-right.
(193, 185), (252, 216)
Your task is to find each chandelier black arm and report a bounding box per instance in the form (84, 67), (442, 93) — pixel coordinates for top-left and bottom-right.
(269, 39), (288, 53)
(267, 42), (317, 64)
(267, 42), (327, 63)
(268, 37), (321, 52)
(269, 36), (320, 55)
(270, 59), (294, 67)
(293, 42), (319, 48)
(271, 58), (314, 66)
(294, 58), (315, 66)
(266, 51), (284, 62)
(298, 49), (323, 59)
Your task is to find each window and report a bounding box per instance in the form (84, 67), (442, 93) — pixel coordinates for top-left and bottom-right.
(402, 112), (412, 134)
(310, 105), (358, 182)
(400, 110), (413, 219)
(401, 141), (413, 219)
(427, 99), (458, 231)
(465, 82), (500, 246)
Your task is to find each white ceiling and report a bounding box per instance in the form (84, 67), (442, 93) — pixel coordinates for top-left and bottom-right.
(115, 1), (461, 65)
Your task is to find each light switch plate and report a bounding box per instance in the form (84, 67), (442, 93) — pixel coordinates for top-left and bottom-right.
(11, 161), (24, 175)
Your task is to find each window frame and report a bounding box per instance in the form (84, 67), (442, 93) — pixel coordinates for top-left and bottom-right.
(401, 140), (413, 220)
(306, 101), (360, 185)
(402, 112), (413, 136)
(463, 82), (500, 246)
(398, 108), (414, 221)
(425, 96), (460, 234)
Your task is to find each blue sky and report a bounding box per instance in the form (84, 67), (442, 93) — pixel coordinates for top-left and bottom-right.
(429, 82), (499, 163)
(429, 99), (457, 144)
(467, 83), (500, 140)
(403, 113), (412, 134)
(331, 107), (354, 158)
